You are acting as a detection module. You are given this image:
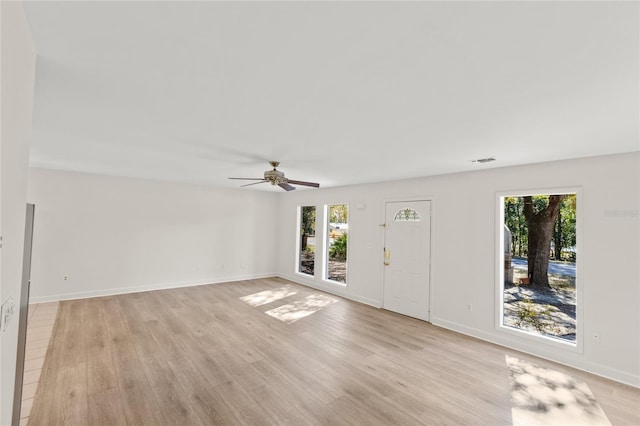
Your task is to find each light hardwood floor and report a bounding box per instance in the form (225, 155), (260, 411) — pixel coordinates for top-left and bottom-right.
(28, 278), (639, 425)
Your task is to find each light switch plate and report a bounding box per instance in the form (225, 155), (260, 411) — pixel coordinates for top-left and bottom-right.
(1, 297), (16, 332)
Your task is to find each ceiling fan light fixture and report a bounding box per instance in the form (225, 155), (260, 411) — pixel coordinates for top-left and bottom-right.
(264, 168), (285, 184)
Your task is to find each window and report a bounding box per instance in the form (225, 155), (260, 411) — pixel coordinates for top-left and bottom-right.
(325, 204), (348, 284)
(297, 206), (316, 276)
(394, 207), (421, 222)
(499, 192), (578, 345)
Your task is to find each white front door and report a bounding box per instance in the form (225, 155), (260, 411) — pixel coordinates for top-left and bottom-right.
(383, 200), (431, 321)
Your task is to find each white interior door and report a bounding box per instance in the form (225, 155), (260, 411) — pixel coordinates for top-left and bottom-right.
(383, 200), (431, 321)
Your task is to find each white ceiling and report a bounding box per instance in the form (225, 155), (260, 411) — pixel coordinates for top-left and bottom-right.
(23, 1), (639, 191)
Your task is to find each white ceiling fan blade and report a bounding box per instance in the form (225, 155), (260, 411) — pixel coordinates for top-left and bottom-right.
(240, 180), (268, 187)
(228, 177), (264, 181)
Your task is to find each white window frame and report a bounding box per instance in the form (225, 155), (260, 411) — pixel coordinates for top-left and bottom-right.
(495, 187), (583, 352)
(323, 203), (349, 286)
(295, 205), (317, 277)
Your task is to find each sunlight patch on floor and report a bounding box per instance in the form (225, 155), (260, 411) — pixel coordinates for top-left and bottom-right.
(240, 285), (297, 307)
(265, 294), (338, 324)
(506, 355), (610, 426)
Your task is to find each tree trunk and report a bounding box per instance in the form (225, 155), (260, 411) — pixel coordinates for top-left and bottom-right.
(523, 195), (566, 289)
(554, 209), (562, 260)
(517, 202), (524, 257)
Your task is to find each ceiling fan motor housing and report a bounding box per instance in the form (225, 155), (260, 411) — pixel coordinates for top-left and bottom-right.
(264, 169), (286, 185)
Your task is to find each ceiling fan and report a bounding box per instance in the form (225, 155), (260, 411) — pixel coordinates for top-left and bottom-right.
(229, 161), (320, 191)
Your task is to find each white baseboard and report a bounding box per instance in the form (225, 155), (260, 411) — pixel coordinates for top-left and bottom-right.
(431, 317), (640, 389)
(28, 272), (277, 304)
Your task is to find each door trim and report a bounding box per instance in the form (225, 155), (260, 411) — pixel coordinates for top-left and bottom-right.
(12, 204), (35, 426)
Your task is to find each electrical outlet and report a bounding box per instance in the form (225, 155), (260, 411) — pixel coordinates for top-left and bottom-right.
(63, 274), (69, 281)
(466, 304), (472, 311)
(591, 332), (601, 344)
(1, 297), (16, 332)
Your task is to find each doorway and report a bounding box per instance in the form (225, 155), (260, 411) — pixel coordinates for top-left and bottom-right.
(383, 200), (431, 321)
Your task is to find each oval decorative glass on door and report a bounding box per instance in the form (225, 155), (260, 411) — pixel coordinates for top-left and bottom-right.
(393, 208), (421, 222)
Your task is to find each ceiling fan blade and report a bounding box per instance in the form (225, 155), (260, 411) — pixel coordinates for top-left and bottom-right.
(240, 180), (268, 187)
(287, 179), (320, 188)
(278, 182), (296, 191)
(228, 177), (264, 181)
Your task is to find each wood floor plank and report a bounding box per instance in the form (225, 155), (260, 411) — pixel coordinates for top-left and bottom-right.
(102, 296), (165, 426)
(144, 317), (188, 362)
(247, 383), (314, 425)
(87, 388), (128, 426)
(167, 356), (241, 425)
(213, 379), (277, 425)
(112, 356), (165, 426)
(326, 394), (392, 426)
(115, 295), (160, 360)
(161, 288), (213, 337)
(143, 355), (205, 426)
(27, 278), (640, 426)
(60, 300), (87, 369)
(50, 363), (88, 426)
(84, 298), (118, 395)
(248, 357), (341, 421)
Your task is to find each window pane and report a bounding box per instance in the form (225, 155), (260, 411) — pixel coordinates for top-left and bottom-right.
(298, 206), (316, 276)
(393, 208), (421, 222)
(501, 194), (577, 344)
(326, 204), (348, 283)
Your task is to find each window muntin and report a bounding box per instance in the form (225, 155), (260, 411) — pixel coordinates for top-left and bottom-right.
(393, 208), (421, 222)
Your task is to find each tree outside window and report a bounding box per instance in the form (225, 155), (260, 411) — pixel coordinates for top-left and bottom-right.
(501, 193), (577, 343)
(298, 206), (316, 276)
(326, 204), (348, 284)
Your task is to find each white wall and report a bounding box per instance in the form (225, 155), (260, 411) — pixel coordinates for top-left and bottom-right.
(276, 152), (640, 386)
(27, 168), (279, 302)
(0, 2), (36, 424)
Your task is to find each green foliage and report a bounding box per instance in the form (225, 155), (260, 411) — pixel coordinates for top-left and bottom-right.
(529, 195), (554, 214)
(329, 233), (348, 260)
(301, 206), (316, 236)
(504, 194), (576, 261)
(554, 194), (577, 261)
(329, 204), (348, 223)
(504, 197), (527, 256)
